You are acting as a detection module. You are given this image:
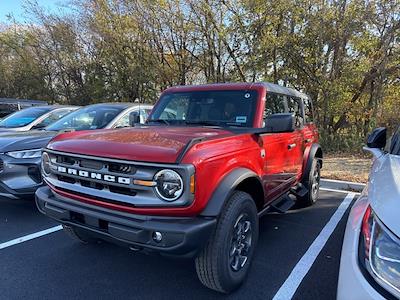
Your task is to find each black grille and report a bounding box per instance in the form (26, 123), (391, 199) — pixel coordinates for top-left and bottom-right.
(0, 159), (3, 172)
(109, 163), (134, 174)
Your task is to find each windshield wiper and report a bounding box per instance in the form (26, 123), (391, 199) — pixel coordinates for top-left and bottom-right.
(147, 119), (170, 125)
(184, 120), (222, 127)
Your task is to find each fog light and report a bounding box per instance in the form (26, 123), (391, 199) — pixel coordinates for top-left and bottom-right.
(152, 231), (163, 243)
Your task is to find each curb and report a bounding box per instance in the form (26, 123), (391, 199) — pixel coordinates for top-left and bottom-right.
(320, 179), (365, 193)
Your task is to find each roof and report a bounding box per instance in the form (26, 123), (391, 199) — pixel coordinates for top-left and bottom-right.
(164, 82), (310, 99)
(87, 102), (153, 109)
(0, 98), (48, 105)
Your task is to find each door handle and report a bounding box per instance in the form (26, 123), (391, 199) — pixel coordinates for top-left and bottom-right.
(288, 143), (297, 150)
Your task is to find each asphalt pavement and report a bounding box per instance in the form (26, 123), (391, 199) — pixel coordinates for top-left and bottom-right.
(0, 190), (356, 300)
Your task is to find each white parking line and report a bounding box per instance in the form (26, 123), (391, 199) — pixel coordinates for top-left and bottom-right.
(272, 192), (356, 300)
(0, 225), (63, 250)
(320, 187), (361, 195)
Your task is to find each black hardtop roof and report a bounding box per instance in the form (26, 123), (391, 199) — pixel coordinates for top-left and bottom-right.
(168, 82), (310, 99)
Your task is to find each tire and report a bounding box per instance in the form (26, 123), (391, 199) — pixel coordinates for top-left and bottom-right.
(62, 225), (99, 244)
(195, 191), (258, 293)
(298, 157), (321, 207)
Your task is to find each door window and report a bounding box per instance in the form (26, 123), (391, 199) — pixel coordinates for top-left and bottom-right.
(37, 108), (75, 127)
(287, 96), (304, 128)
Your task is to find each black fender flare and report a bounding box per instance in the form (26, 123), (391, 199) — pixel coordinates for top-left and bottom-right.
(301, 143), (323, 183)
(200, 168), (263, 217)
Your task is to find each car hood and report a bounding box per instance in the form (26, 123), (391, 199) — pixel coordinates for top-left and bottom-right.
(0, 130), (57, 152)
(47, 126), (234, 163)
(369, 154), (400, 237)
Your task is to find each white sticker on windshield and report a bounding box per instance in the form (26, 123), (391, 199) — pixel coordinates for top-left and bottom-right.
(236, 116), (247, 123)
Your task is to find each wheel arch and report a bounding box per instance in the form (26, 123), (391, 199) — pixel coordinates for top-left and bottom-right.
(301, 143), (323, 182)
(200, 168), (264, 217)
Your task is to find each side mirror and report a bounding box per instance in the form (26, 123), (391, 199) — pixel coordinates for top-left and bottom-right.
(129, 112), (141, 126)
(252, 113), (295, 134)
(265, 113), (295, 133)
(367, 127), (386, 149)
(31, 123), (47, 130)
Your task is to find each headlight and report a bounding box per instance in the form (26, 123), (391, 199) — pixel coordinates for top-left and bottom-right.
(6, 148), (42, 159)
(360, 206), (400, 298)
(41, 152), (51, 176)
(153, 169), (183, 201)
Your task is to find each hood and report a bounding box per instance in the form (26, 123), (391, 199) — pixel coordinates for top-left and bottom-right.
(369, 154), (400, 237)
(0, 130), (57, 152)
(47, 126), (234, 163)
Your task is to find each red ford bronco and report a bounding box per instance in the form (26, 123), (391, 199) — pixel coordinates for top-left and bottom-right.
(36, 82), (322, 293)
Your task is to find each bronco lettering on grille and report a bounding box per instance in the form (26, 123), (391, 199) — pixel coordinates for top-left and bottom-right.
(57, 166), (131, 185)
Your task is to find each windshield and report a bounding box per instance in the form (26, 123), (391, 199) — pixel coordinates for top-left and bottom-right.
(149, 90), (258, 127)
(46, 105), (125, 131)
(390, 127), (400, 155)
(0, 107), (52, 128)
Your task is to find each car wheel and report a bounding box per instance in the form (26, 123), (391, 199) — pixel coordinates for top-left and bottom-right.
(195, 191), (258, 293)
(298, 157), (321, 207)
(62, 225), (99, 244)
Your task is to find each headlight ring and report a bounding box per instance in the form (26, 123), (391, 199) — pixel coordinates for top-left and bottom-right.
(153, 169), (183, 201)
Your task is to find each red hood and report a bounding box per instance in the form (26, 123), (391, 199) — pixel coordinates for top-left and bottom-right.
(47, 126), (233, 163)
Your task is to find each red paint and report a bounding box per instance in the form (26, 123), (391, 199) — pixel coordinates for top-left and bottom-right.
(46, 83), (319, 217)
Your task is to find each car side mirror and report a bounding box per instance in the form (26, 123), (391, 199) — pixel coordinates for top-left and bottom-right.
(129, 112), (141, 126)
(31, 123), (47, 130)
(367, 127), (386, 149)
(252, 113), (295, 134)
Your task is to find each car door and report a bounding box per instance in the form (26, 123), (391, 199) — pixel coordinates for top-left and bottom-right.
(286, 96), (305, 180)
(260, 92), (294, 202)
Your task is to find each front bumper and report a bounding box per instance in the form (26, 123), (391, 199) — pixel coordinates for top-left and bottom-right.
(35, 186), (216, 257)
(337, 195), (388, 300)
(0, 154), (42, 199)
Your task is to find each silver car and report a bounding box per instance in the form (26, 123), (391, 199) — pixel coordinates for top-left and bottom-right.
(0, 105), (78, 131)
(337, 127), (400, 300)
(0, 103), (153, 200)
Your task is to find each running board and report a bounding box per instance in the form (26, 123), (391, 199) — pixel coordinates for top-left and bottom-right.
(290, 183), (308, 198)
(270, 195), (295, 214)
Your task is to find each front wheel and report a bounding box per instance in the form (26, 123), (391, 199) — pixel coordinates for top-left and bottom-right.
(195, 191), (258, 293)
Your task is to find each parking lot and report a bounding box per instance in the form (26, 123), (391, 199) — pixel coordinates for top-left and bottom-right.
(0, 189), (356, 300)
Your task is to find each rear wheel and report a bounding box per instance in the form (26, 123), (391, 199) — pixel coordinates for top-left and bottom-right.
(62, 225), (99, 244)
(195, 191), (258, 293)
(298, 157), (321, 207)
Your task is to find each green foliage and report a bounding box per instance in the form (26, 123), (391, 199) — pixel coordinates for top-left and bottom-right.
(0, 0), (398, 152)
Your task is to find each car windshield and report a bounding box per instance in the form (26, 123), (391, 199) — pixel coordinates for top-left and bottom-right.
(148, 90), (258, 128)
(46, 105), (125, 131)
(390, 127), (400, 155)
(0, 107), (52, 128)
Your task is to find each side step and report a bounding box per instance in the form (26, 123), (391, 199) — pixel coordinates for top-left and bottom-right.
(290, 183), (308, 198)
(270, 195), (295, 213)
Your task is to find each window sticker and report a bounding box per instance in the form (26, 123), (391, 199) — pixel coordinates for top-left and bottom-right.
(236, 116), (247, 123)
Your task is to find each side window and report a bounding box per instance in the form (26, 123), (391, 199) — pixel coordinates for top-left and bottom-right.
(114, 113), (130, 128)
(303, 98), (314, 124)
(114, 110), (145, 128)
(36, 109), (73, 127)
(287, 96), (304, 128)
(264, 93), (285, 126)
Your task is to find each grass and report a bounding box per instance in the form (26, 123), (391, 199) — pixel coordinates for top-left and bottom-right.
(321, 153), (371, 183)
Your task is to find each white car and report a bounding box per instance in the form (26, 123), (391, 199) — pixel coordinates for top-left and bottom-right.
(337, 127), (400, 300)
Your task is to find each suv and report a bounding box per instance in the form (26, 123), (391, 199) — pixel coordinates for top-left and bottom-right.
(36, 83), (322, 293)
